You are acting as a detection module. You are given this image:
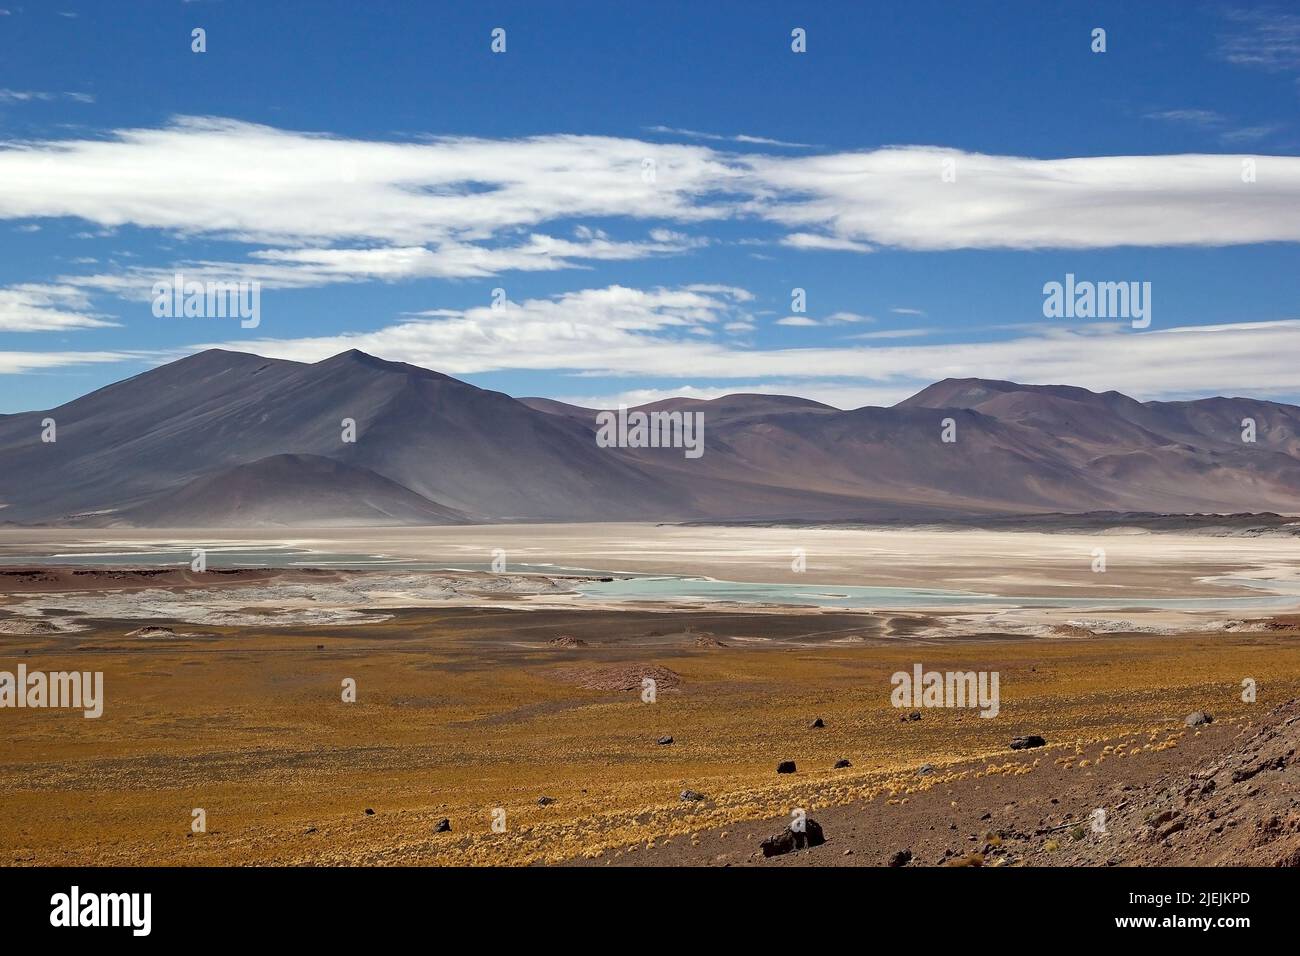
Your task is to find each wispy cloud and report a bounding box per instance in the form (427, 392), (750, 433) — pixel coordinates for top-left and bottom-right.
(0, 351), (140, 376)
(1145, 108), (1284, 145)
(1145, 109), (1225, 126)
(0, 89), (94, 103)
(1220, 123), (1285, 143)
(0, 283), (118, 332)
(780, 232), (874, 252)
(847, 328), (933, 340)
(644, 125), (814, 148)
(3, 119), (1300, 312)
(1218, 7), (1300, 72)
(775, 311), (868, 328)
(183, 281), (1300, 403)
(2, 119), (1296, 261)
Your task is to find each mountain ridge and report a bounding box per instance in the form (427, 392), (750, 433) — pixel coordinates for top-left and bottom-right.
(1, 349), (1297, 526)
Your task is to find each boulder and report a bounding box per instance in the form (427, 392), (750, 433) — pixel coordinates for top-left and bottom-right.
(776, 760), (797, 774)
(760, 818), (826, 857)
(1010, 735), (1046, 750)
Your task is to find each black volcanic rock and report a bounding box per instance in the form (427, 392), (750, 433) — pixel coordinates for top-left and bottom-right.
(760, 818), (826, 857)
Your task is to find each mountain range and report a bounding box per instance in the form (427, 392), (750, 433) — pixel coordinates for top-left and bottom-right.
(0, 348), (1297, 527)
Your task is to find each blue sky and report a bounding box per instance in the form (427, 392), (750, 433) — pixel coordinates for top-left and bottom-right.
(0, 0), (1297, 412)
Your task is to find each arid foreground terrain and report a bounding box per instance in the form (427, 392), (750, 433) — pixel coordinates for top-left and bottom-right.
(2, 524), (1300, 867)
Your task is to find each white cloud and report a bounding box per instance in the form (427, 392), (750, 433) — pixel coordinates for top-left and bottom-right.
(745, 146), (1300, 250)
(780, 232), (874, 252)
(0, 89), (93, 103)
(1146, 109), (1226, 126)
(188, 281), (1300, 401)
(553, 382), (904, 410)
(0, 118), (1297, 279)
(848, 328), (933, 340)
(774, 311), (868, 328)
(0, 284), (117, 332)
(1218, 8), (1300, 71)
(644, 126), (814, 148)
(1220, 124), (1284, 143)
(0, 119), (732, 247)
(0, 350), (137, 375)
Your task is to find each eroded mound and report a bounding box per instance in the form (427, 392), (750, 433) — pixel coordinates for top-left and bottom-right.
(549, 664), (682, 692)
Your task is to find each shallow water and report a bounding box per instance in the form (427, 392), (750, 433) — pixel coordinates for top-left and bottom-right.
(3, 543), (1297, 613)
(572, 574), (1296, 611)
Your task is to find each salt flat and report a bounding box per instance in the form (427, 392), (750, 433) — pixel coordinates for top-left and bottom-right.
(3, 522), (1297, 600)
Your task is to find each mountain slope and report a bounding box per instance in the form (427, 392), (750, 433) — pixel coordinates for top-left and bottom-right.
(106, 454), (469, 527)
(2, 354), (1298, 525)
(0, 349), (688, 523)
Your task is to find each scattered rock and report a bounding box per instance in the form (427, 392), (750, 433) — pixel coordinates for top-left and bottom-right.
(657, 735), (674, 745)
(900, 711), (923, 722)
(126, 625), (178, 639)
(776, 761), (797, 774)
(434, 818), (451, 833)
(1185, 711), (1214, 727)
(680, 789), (706, 802)
(547, 635), (588, 647)
(1051, 623), (1096, 638)
(1010, 735), (1047, 750)
(834, 759), (852, 769)
(887, 849), (912, 867)
(760, 819), (826, 857)
(1157, 818), (1186, 840)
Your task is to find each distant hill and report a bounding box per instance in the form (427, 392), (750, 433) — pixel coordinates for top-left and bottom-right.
(1, 350), (1297, 526)
(112, 454), (470, 527)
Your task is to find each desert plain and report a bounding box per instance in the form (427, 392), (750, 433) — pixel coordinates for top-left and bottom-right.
(2, 522), (1299, 867)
